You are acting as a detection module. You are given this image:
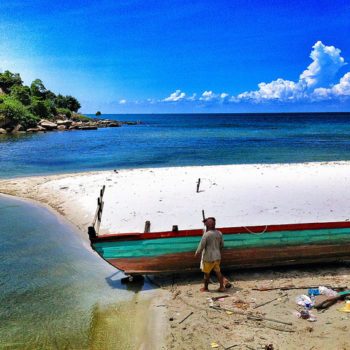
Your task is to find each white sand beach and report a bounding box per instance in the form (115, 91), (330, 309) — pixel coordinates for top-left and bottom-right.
(1, 161), (350, 236)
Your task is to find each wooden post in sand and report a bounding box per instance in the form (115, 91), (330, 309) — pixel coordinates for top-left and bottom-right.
(196, 178), (201, 192)
(144, 221), (151, 233)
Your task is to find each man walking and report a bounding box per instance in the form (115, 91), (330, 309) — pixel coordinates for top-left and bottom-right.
(195, 217), (225, 292)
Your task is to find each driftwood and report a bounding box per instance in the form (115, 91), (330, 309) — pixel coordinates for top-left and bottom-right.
(253, 293), (288, 309)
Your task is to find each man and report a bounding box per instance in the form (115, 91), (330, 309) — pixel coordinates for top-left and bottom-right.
(195, 217), (225, 292)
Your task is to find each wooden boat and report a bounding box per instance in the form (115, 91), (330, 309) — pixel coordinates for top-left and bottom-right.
(88, 187), (350, 275)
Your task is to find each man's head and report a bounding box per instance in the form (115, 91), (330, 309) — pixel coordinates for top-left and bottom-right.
(203, 217), (216, 230)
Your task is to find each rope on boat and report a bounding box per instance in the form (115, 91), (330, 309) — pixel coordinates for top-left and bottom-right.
(242, 225), (268, 235)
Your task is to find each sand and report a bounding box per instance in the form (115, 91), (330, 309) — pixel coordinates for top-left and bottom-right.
(1, 162), (350, 349)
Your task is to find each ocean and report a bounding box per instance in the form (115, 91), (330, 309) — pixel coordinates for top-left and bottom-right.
(1, 112), (350, 178)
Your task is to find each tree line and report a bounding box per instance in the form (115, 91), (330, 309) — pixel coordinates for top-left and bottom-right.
(0, 70), (81, 128)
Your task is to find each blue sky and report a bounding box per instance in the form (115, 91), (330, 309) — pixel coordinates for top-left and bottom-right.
(0, 0), (350, 113)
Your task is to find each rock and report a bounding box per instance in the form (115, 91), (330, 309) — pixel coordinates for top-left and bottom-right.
(0, 128), (7, 134)
(108, 122), (122, 127)
(57, 125), (66, 130)
(0, 115), (11, 128)
(56, 119), (73, 127)
(11, 124), (24, 133)
(78, 125), (98, 130)
(39, 119), (57, 130)
(27, 127), (45, 133)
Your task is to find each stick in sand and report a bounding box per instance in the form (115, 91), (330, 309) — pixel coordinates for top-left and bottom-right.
(179, 311), (194, 324)
(253, 293), (288, 309)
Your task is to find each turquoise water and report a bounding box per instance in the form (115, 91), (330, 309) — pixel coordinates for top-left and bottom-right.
(0, 195), (151, 349)
(1, 113), (350, 178)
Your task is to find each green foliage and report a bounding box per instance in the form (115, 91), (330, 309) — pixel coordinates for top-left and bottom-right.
(72, 113), (92, 122)
(10, 85), (31, 106)
(29, 97), (51, 119)
(0, 70), (23, 94)
(0, 96), (38, 128)
(95, 111), (101, 116)
(0, 70), (81, 129)
(30, 79), (48, 99)
(57, 107), (72, 118)
(55, 94), (81, 112)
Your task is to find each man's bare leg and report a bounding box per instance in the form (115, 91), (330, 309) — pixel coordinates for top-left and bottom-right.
(200, 273), (210, 292)
(215, 270), (225, 292)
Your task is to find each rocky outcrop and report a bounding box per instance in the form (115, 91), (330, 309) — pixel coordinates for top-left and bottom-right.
(0, 128), (6, 134)
(56, 119), (73, 127)
(39, 119), (58, 130)
(57, 125), (66, 130)
(26, 126), (46, 133)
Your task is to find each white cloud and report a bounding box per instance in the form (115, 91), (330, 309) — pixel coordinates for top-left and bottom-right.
(300, 41), (346, 88)
(236, 41), (348, 103)
(313, 72), (350, 100)
(163, 89), (186, 102)
(119, 99), (127, 104)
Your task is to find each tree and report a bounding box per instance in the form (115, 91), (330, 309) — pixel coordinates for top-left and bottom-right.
(0, 70), (23, 94)
(30, 79), (48, 99)
(65, 95), (81, 112)
(0, 96), (38, 128)
(96, 111), (101, 116)
(29, 97), (51, 119)
(10, 85), (31, 106)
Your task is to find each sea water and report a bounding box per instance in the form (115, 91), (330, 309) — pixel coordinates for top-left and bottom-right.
(0, 195), (152, 349)
(1, 113), (350, 178)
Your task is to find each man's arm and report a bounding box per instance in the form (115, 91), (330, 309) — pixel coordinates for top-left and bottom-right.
(195, 234), (207, 256)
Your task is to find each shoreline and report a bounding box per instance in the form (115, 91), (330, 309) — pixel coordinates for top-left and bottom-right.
(2, 161), (350, 349)
(2, 161), (350, 235)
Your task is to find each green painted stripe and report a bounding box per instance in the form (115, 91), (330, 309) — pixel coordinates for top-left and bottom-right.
(92, 228), (350, 259)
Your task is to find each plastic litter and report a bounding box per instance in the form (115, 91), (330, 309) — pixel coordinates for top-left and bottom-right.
(295, 294), (314, 309)
(293, 310), (317, 322)
(308, 288), (320, 296)
(211, 341), (219, 348)
(338, 300), (350, 313)
(319, 286), (338, 297)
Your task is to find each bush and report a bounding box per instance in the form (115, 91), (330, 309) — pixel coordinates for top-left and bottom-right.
(0, 96), (39, 128)
(57, 107), (72, 118)
(29, 97), (51, 119)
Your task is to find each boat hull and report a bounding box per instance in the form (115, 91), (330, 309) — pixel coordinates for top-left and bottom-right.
(89, 221), (350, 275)
(105, 243), (350, 274)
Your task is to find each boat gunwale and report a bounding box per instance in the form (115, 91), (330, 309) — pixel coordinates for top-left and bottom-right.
(91, 220), (350, 243)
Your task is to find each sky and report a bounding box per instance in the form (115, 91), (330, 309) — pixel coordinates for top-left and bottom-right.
(0, 0), (350, 113)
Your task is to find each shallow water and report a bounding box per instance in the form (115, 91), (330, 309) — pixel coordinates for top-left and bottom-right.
(0, 195), (152, 349)
(2, 113), (350, 178)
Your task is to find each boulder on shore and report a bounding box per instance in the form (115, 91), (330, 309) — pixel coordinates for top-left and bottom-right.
(57, 125), (66, 130)
(57, 119), (73, 127)
(11, 124), (25, 133)
(27, 127), (46, 133)
(0, 128), (7, 134)
(39, 119), (58, 130)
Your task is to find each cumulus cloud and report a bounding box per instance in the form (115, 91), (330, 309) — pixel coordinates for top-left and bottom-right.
(312, 72), (350, 100)
(121, 41), (350, 107)
(237, 41), (348, 103)
(119, 99), (127, 104)
(300, 41), (346, 88)
(163, 89), (186, 102)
